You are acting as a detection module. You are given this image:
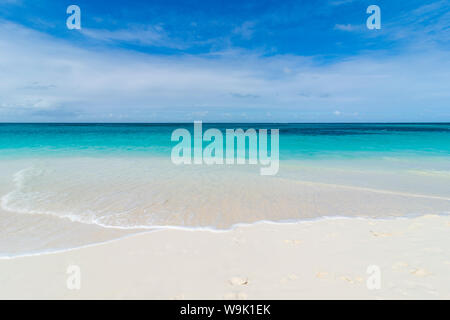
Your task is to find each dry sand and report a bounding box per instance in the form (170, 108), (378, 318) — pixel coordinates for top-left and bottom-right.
(0, 214), (449, 299)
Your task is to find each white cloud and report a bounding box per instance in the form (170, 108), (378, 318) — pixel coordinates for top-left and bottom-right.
(334, 24), (359, 32)
(232, 21), (256, 40)
(0, 21), (449, 122)
(378, 0), (450, 44)
(80, 25), (188, 49)
(329, 0), (355, 6)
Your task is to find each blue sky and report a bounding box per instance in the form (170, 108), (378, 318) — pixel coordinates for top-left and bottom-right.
(0, 0), (449, 122)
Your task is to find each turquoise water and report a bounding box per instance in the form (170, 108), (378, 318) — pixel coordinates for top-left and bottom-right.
(1, 123), (450, 159)
(0, 123), (449, 256)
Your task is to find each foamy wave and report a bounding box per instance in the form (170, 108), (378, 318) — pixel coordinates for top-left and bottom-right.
(2, 159), (450, 232)
(408, 170), (450, 178)
(1, 166), (113, 227)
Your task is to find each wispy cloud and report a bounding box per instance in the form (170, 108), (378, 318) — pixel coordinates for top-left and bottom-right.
(389, 0), (450, 43)
(334, 24), (359, 32)
(1, 3), (450, 123)
(329, 0), (355, 6)
(81, 25), (188, 49)
(230, 92), (260, 99)
(232, 21), (257, 40)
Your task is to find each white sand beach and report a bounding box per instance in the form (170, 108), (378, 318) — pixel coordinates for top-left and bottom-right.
(1, 0), (450, 301)
(1, 213), (449, 299)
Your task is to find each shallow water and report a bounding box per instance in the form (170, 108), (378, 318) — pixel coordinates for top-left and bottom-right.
(0, 123), (449, 256)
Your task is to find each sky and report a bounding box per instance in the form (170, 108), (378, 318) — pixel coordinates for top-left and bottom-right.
(0, 0), (449, 122)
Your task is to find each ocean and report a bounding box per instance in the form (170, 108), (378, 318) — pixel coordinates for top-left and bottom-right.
(1, 123), (449, 257)
(1, 123), (450, 159)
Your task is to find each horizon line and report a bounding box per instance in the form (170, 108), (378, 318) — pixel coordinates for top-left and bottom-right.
(1, 122), (450, 125)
